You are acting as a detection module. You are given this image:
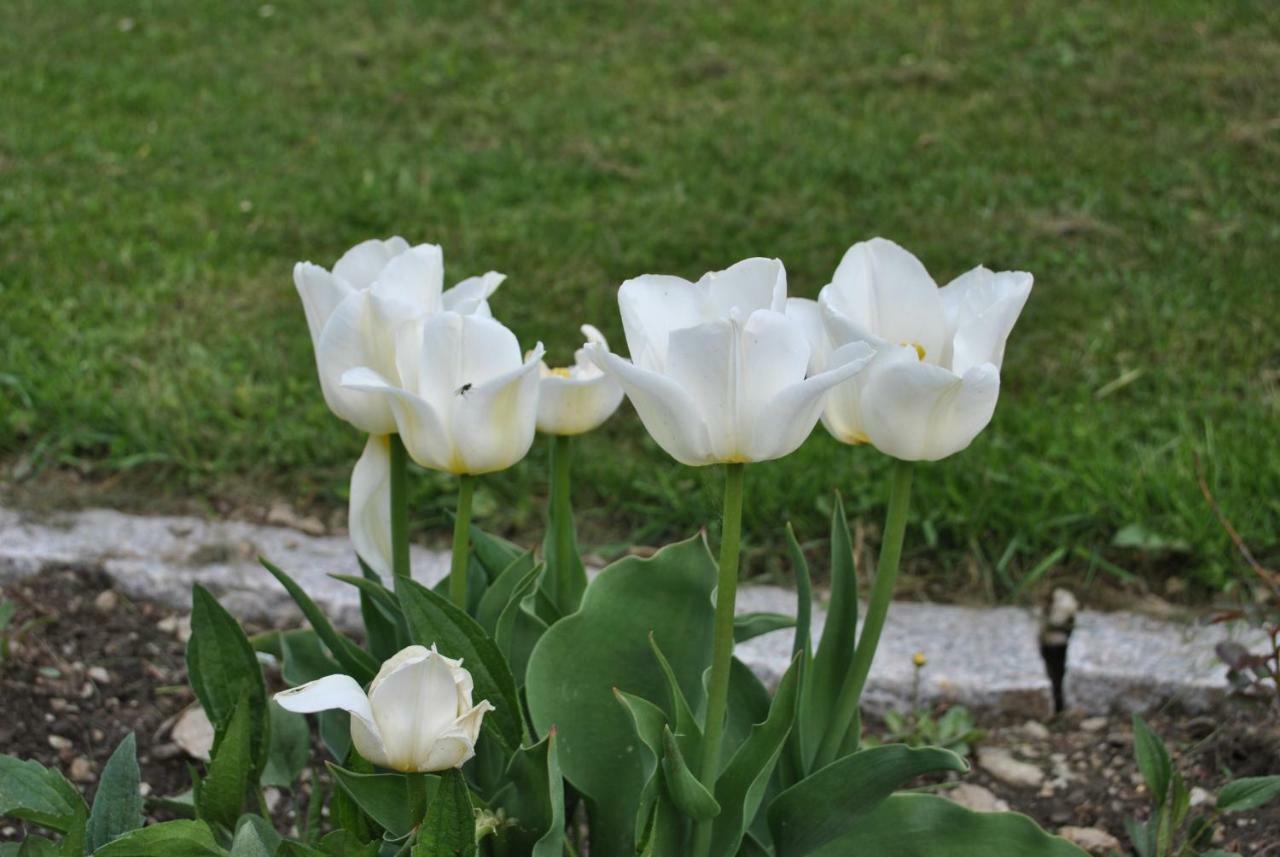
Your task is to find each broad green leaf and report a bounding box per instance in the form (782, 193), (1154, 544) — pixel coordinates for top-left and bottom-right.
(94, 820), (227, 857)
(525, 535), (717, 857)
(327, 765), (434, 839)
(260, 560), (377, 682)
(801, 496), (858, 772)
(87, 733), (143, 851)
(474, 550), (536, 634)
(261, 701), (310, 789)
(1217, 775), (1280, 812)
(1131, 715), (1172, 806)
(10, 835), (58, 857)
(722, 658), (773, 768)
(661, 727), (719, 822)
(395, 577), (523, 753)
(811, 793), (1088, 856)
(709, 654), (801, 857)
(767, 744), (968, 857)
(316, 831), (378, 857)
(0, 755), (87, 832)
(198, 691), (255, 830)
(491, 731), (566, 857)
(186, 586), (268, 777)
(413, 769), (475, 857)
(733, 612), (795, 644)
(144, 790), (195, 819)
(230, 816), (280, 857)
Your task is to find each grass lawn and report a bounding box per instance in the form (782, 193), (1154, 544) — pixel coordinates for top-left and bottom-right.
(2, 0), (1276, 596)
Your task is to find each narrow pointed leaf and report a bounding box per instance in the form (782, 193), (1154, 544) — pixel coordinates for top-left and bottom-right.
(0, 755), (87, 833)
(1217, 776), (1280, 812)
(785, 523), (812, 660)
(87, 733), (143, 851)
(260, 560), (377, 682)
(230, 816), (280, 857)
(661, 727), (720, 822)
(492, 731), (566, 857)
(94, 820), (227, 857)
(1132, 715), (1172, 806)
(474, 551), (536, 634)
(413, 769), (475, 857)
(650, 633), (701, 751)
(198, 691), (255, 830)
(733, 612), (795, 644)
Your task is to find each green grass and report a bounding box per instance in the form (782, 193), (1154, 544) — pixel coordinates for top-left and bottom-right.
(2, 0), (1277, 596)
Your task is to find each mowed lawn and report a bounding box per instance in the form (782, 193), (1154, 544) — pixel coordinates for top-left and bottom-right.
(1, 1), (1276, 595)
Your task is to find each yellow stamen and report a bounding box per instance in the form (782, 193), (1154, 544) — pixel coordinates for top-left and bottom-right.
(900, 341), (926, 361)
(548, 367), (572, 378)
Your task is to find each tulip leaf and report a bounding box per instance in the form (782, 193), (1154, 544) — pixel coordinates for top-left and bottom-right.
(230, 816), (280, 857)
(806, 793), (1088, 856)
(649, 633), (701, 756)
(767, 744), (968, 857)
(661, 726), (720, 822)
(709, 654), (801, 857)
(94, 820), (228, 857)
(279, 630), (349, 762)
(3, 835), (58, 857)
(1217, 776), (1280, 813)
(260, 559), (378, 683)
(493, 562), (549, 691)
(0, 755), (87, 833)
(614, 689), (671, 851)
(785, 523), (813, 660)
(328, 765), (434, 839)
(261, 701), (311, 789)
(490, 731), (566, 857)
(186, 586), (269, 780)
(801, 496), (858, 772)
(87, 732), (143, 851)
(197, 690), (256, 831)
(1132, 715), (1173, 806)
(474, 550), (536, 634)
(733, 612), (795, 644)
(395, 577), (524, 754)
(413, 769), (476, 857)
(525, 535), (717, 857)
(468, 525), (524, 581)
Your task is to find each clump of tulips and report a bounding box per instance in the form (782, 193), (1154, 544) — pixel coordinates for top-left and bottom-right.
(0, 238), (1088, 857)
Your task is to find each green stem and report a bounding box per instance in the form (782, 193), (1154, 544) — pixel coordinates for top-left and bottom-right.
(691, 462), (745, 857)
(814, 458), (914, 768)
(549, 434), (576, 611)
(449, 475), (476, 609)
(405, 771), (429, 828)
(389, 434), (411, 580)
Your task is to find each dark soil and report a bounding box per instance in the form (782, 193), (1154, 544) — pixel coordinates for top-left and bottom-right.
(2, 569), (1277, 854)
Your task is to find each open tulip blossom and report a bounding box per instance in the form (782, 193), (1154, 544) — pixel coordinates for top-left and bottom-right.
(789, 236), (1033, 462)
(535, 325), (624, 437)
(275, 644), (493, 773)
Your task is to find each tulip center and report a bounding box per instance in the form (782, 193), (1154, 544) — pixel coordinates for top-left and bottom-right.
(900, 341), (927, 361)
(549, 367), (572, 378)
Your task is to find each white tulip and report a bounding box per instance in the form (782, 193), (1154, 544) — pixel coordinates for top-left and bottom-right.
(342, 312), (544, 475)
(587, 258), (874, 466)
(294, 237), (505, 434)
(348, 435), (393, 577)
(792, 237), (1032, 461)
(275, 645), (493, 773)
(535, 325), (625, 436)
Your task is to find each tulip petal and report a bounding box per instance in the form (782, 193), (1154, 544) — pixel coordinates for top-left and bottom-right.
(294, 263), (355, 352)
(443, 271), (506, 316)
(785, 297), (830, 374)
(825, 237), (949, 364)
(587, 346), (714, 466)
(349, 435), (393, 578)
(416, 313), (525, 409)
(333, 237), (412, 289)
(860, 355), (1001, 461)
(618, 274), (708, 371)
(369, 243), (444, 319)
(342, 367), (452, 472)
(665, 320), (738, 458)
(367, 646), (463, 771)
(452, 346), (544, 473)
(274, 674), (391, 767)
(699, 257), (787, 317)
(316, 292), (398, 434)
(939, 267), (1033, 374)
(537, 372), (624, 435)
(749, 341), (875, 461)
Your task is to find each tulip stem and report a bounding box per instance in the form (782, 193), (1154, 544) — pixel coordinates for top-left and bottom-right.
(449, 475), (476, 609)
(389, 434), (411, 580)
(548, 434), (584, 614)
(814, 458), (915, 769)
(691, 462), (745, 857)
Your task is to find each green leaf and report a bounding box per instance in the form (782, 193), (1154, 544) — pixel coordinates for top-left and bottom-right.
(395, 577), (524, 754)
(650, 633), (702, 755)
(10, 835), (59, 857)
(469, 526), (524, 580)
(492, 731), (566, 857)
(413, 769), (475, 857)
(0, 754), (87, 832)
(492, 561), (548, 689)
(785, 523), (812, 661)
(87, 733), (143, 851)
(1131, 715), (1172, 806)
(710, 654), (801, 857)
(767, 744), (968, 857)
(526, 535), (717, 857)
(733, 612), (795, 644)
(198, 691), (255, 830)
(800, 496), (858, 772)
(327, 765), (433, 839)
(278, 630), (349, 761)
(186, 586), (269, 778)
(230, 816), (280, 857)
(474, 551), (536, 635)
(316, 831), (378, 857)
(661, 726), (720, 822)
(260, 560), (377, 682)
(808, 793), (1088, 856)
(94, 820), (227, 857)
(261, 701), (310, 789)
(1217, 775), (1280, 812)
(614, 691), (673, 852)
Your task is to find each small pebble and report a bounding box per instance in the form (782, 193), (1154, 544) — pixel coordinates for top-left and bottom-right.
(1080, 716), (1107, 733)
(69, 757), (96, 783)
(47, 735), (72, 751)
(88, 666), (111, 684)
(94, 590), (119, 612)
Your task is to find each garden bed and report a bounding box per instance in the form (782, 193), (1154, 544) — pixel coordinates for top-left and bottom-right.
(3, 569), (1277, 854)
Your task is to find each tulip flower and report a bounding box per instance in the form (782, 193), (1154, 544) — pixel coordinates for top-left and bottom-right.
(275, 644), (493, 773)
(587, 257), (874, 466)
(343, 311), (544, 607)
(790, 237), (1032, 461)
(294, 237), (505, 435)
(536, 325), (624, 437)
